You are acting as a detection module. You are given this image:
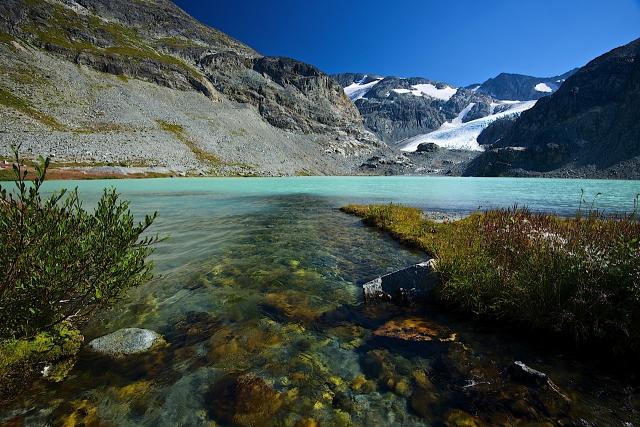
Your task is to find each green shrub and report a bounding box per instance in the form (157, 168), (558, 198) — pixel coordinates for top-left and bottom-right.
(0, 148), (159, 339)
(342, 203), (640, 355)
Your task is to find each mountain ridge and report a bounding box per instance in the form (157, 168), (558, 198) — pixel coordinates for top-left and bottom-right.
(0, 0), (385, 176)
(471, 69), (579, 101)
(466, 38), (640, 179)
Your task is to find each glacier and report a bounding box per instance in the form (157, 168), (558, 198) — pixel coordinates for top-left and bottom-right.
(398, 100), (537, 152)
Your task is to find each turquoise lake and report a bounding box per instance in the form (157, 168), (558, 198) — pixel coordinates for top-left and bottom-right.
(2, 176), (640, 426)
(40, 175), (640, 215)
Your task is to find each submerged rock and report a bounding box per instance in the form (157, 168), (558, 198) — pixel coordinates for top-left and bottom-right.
(262, 291), (324, 323)
(87, 328), (165, 357)
(508, 361), (548, 387)
(410, 388), (440, 420)
(373, 318), (457, 343)
(53, 399), (100, 426)
(206, 374), (283, 427)
(508, 361), (572, 404)
(362, 259), (439, 305)
(445, 409), (482, 426)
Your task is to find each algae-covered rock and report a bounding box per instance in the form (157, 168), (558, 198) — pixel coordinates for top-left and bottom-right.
(206, 374), (283, 427)
(410, 387), (440, 419)
(87, 328), (165, 357)
(53, 399), (100, 426)
(373, 317), (456, 343)
(294, 418), (317, 427)
(262, 291), (324, 323)
(43, 357), (77, 383)
(350, 374), (376, 394)
(445, 409), (483, 427)
(207, 321), (283, 370)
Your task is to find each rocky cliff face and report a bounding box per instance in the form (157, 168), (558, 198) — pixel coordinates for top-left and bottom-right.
(0, 0), (381, 175)
(467, 38), (640, 179)
(471, 69), (578, 101)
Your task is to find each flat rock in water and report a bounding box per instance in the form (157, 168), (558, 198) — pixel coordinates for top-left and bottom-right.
(88, 328), (165, 357)
(362, 259), (439, 305)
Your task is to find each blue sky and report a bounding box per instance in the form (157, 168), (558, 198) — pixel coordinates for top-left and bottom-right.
(174, 0), (640, 86)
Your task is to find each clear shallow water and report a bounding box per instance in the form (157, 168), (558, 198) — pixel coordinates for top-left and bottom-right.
(2, 176), (640, 426)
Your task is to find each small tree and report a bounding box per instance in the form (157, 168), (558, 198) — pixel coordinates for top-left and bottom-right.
(0, 147), (159, 339)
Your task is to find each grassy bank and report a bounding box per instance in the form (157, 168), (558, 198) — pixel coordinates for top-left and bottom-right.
(342, 204), (640, 355)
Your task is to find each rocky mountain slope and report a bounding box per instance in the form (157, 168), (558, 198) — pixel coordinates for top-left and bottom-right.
(469, 69), (578, 101)
(467, 38), (640, 179)
(0, 0), (383, 176)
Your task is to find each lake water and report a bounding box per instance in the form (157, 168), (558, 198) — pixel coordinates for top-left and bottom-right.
(2, 176), (639, 426)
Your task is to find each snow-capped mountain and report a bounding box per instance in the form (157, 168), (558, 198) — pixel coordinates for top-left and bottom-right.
(333, 69), (575, 152)
(332, 73), (495, 144)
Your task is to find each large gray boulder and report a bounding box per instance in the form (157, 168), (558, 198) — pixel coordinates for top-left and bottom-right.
(88, 328), (165, 357)
(362, 259), (439, 305)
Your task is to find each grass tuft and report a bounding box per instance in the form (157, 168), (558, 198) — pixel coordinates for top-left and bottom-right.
(0, 88), (64, 130)
(342, 204), (640, 355)
(156, 119), (221, 166)
(0, 32), (16, 50)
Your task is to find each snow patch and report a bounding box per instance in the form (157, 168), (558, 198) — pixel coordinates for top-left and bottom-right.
(534, 82), (553, 93)
(398, 100), (537, 152)
(392, 83), (457, 101)
(343, 76), (383, 101)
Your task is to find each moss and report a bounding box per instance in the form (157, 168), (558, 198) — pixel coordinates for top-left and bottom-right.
(0, 323), (83, 399)
(116, 74), (129, 83)
(5, 67), (48, 86)
(0, 31), (16, 49)
(156, 36), (202, 49)
(0, 88), (64, 130)
(72, 122), (133, 134)
(0, 61), (49, 88)
(87, 15), (140, 46)
(228, 128), (248, 137)
(156, 119), (222, 166)
(103, 45), (203, 81)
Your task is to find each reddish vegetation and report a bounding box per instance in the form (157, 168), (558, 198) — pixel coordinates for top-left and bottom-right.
(0, 163), (170, 180)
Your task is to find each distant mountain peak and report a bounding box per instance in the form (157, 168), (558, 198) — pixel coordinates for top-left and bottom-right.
(474, 69), (579, 101)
